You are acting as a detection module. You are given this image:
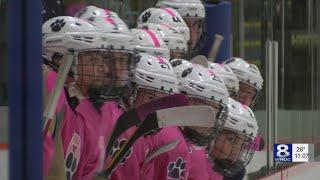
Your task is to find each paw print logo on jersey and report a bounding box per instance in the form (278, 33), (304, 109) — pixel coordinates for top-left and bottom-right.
(142, 11), (151, 22)
(50, 18), (66, 32)
(167, 157), (186, 179)
(65, 134), (81, 180)
(65, 152), (78, 180)
(110, 138), (132, 164)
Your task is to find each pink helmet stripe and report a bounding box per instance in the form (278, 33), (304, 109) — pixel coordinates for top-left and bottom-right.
(161, 8), (177, 17)
(144, 29), (160, 47)
(240, 103), (249, 110)
(104, 9), (111, 15)
(156, 56), (166, 64)
(105, 17), (116, 25)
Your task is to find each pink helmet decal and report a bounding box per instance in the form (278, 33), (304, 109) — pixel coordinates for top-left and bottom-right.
(208, 70), (216, 77)
(156, 57), (166, 64)
(162, 7), (177, 17)
(240, 103), (249, 111)
(144, 29), (160, 47)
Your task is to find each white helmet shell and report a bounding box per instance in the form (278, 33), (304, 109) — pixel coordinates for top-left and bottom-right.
(178, 64), (229, 104)
(135, 53), (178, 93)
(131, 28), (170, 60)
(223, 57), (263, 91)
(138, 23), (187, 54)
(208, 62), (239, 93)
(156, 0), (205, 18)
(75, 5), (120, 19)
(78, 15), (134, 51)
(171, 59), (193, 78)
(225, 98), (258, 138)
(137, 7), (190, 41)
(42, 16), (110, 61)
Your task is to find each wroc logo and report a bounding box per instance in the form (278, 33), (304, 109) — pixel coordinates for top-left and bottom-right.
(274, 144), (292, 162)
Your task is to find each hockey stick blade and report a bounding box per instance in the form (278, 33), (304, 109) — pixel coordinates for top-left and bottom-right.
(105, 93), (188, 156)
(145, 140), (180, 163)
(99, 105), (216, 177)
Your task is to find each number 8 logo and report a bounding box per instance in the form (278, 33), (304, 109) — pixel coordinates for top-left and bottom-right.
(277, 144), (290, 158)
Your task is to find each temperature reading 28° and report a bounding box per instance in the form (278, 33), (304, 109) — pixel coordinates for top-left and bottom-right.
(296, 146), (306, 152)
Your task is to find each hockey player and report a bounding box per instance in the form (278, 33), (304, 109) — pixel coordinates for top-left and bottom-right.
(171, 61), (229, 180)
(221, 58), (264, 180)
(122, 53), (189, 180)
(207, 98), (259, 179)
(222, 57), (263, 109)
(155, 0), (206, 56)
(42, 16), (132, 179)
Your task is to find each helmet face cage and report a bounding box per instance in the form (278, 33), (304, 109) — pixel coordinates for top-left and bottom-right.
(133, 85), (175, 106)
(207, 128), (256, 177)
(228, 88), (239, 100)
(180, 94), (228, 146)
(236, 81), (260, 108)
(80, 49), (135, 104)
(170, 49), (187, 60)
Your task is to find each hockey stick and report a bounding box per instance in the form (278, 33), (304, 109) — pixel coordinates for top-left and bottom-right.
(145, 140), (180, 163)
(207, 34), (224, 62)
(43, 53), (74, 137)
(105, 93), (188, 156)
(98, 105), (216, 178)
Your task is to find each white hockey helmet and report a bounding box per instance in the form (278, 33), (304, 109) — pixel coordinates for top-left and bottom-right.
(137, 7), (190, 41)
(156, 0), (205, 53)
(223, 57), (263, 91)
(208, 62), (240, 97)
(179, 65), (229, 105)
(138, 23), (187, 59)
(223, 57), (263, 107)
(131, 28), (170, 60)
(225, 98), (258, 138)
(134, 53), (178, 93)
(170, 59), (193, 78)
(42, 16), (109, 62)
(207, 98), (258, 177)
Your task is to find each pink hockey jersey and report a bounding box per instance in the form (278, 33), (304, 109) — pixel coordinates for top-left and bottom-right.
(44, 71), (102, 180)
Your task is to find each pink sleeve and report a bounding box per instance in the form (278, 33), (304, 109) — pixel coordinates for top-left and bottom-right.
(43, 132), (54, 176)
